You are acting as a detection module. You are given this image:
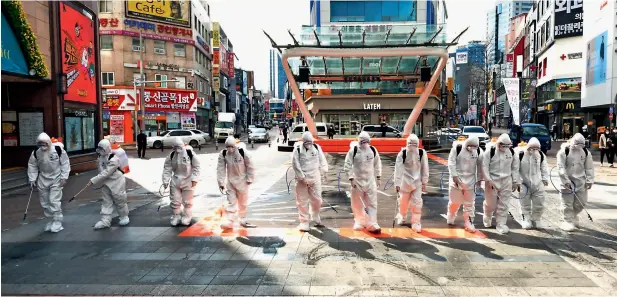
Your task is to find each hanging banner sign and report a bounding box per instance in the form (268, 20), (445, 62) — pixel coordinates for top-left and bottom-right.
(502, 78), (520, 125)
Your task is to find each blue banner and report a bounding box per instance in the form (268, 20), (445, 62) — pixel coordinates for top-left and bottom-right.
(1, 13), (29, 75)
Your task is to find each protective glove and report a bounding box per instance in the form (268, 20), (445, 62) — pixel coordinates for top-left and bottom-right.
(219, 186), (225, 192)
(191, 181), (198, 187)
(543, 180), (548, 186)
(422, 184), (427, 193)
(87, 180), (93, 187)
(376, 177), (381, 188)
(586, 183), (592, 190)
(564, 183), (572, 191)
(512, 183), (520, 192)
(29, 181), (36, 189)
(322, 175), (327, 183)
(350, 178), (356, 188)
(488, 180), (497, 189)
(452, 176), (462, 188)
(59, 179), (67, 186)
(163, 183), (169, 189)
(395, 186), (400, 192)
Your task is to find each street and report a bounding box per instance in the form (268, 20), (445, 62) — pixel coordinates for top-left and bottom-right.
(2, 129), (617, 296)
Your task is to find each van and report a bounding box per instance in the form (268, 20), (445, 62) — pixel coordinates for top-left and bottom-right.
(288, 122), (328, 146)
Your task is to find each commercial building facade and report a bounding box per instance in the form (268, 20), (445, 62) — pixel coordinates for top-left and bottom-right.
(1, 1), (102, 171)
(486, 0), (534, 66)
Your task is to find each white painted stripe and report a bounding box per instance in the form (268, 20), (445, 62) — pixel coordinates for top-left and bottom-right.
(249, 218), (297, 222)
(249, 201), (289, 207)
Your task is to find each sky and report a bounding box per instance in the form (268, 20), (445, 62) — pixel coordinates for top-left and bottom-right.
(208, 0), (492, 92)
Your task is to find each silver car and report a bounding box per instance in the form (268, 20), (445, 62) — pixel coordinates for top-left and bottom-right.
(249, 128), (270, 143)
(147, 130), (207, 149)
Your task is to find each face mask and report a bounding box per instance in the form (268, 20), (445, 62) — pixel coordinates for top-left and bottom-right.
(360, 140), (370, 148)
(573, 142), (585, 149)
(96, 147), (106, 155)
(498, 143), (511, 152)
(226, 146), (235, 153)
(303, 142), (313, 149)
(175, 147), (183, 153)
(466, 145), (478, 152)
(38, 143), (49, 151)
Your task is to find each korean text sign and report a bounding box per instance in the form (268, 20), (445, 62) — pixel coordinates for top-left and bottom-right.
(142, 89), (197, 112)
(554, 0), (583, 39)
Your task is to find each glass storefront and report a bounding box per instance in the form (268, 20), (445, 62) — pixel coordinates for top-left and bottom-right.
(323, 113), (370, 136)
(64, 108), (96, 153)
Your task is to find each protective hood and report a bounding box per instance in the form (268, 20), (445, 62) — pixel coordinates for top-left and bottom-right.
(225, 136), (237, 147)
(97, 139), (112, 155)
(527, 137), (541, 149)
(302, 131), (314, 143)
(37, 132), (52, 147)
(358, 131), (371, 143)
(464, 136), (479, 148)
(406, 134), (419, 148)
(496, 133), (512, 145)
(172, 137), (185, 149)
(571, 133), (586, 148)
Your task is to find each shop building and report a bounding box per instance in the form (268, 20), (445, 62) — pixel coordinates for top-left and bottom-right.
(582, 0), (616, 130)
(98, 0), (211, 142)
(1, 1), (102, 171)
(211, 22), (237, 114)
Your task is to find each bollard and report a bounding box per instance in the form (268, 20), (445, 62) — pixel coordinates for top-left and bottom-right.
(215, 140), (219, 151)
(160, 143), (163, 152)
(198, 143), (201, 151)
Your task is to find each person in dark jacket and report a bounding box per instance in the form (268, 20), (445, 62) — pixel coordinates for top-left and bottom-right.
(380, 121), (387, 138)
(137, 130), (147, 158)
(282, 125), (288, 143)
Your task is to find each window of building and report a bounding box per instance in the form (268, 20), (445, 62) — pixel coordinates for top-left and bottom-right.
(154, 40), (166, 54)
(198, 80), (203, 92)
(194, 16), (197, 29)
(155, 74), (168, 88)
(64, 108), (96, 152)
(331, 1), (417, 22)
(133, 73), (143, 85)
(100, 35), (113, 50)
(176, 76), (186, 89)
(174, 43), (186, 57)
(101, 72), (114, 86)
(99, 0), (112, 13)
(132, 38), (145, 52)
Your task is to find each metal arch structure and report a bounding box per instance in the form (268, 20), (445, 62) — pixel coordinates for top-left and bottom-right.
(280, 47), (448, 138)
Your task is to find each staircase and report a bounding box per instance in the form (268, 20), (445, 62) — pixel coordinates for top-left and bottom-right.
(1, 168), (28, 193)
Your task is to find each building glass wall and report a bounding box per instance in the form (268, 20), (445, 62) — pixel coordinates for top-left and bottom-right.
(330, 1), (417, 22)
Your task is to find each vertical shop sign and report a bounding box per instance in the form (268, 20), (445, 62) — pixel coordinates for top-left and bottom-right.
(60, 2), (98, 104)
(502, 78), (520, 125)
(180, 113), (196, 129)
(109, 114), (124, 143)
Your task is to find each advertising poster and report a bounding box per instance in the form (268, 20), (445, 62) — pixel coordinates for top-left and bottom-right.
(167, 112), (181, 130)
(555, 77), (581, 92)
(142, 89), (198, 111)
(126, 0), (191, 27)
(65, 117), (83, 152)
(109, 114), (124, 143)
(553, 0), (583, 39)
(586, 31), (608, 86)
(502, 78), (520, 125)
(18, 112), (44, 146)
(180, 113), (196, 129)
(60, 2), (97, 104)
(83, 116), (96, 149)
(455, 52), (468, 64)
(520, 79), (537, 124)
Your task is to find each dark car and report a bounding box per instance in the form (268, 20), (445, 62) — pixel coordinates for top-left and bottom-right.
(509, 123), (552, 153)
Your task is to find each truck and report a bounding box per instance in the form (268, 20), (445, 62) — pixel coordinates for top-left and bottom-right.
(214, 112), (236, 142)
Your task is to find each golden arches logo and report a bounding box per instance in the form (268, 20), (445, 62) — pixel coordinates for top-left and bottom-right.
(565, 103), (575, 110)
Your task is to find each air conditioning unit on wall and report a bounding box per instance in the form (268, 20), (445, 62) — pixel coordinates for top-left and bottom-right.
(132, 45), (142, 52)
(154, 48), (165, 54)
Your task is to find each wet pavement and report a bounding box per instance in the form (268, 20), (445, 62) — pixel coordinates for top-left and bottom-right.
(2, 137), (617, 296)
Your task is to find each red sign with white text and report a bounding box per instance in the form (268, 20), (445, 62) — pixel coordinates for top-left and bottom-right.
(142, 89), (197, 112)
(60, 2), (97, 104)
(228, 52), (235, 77)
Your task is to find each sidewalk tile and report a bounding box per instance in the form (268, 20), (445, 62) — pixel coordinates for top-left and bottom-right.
(309, 285), (336, 295)
(172, 284), (207, 296)
(282, 285), (310, 295)
(389, 286), (418, 296)
(227, 284), (259, 296)
(124, 284), (157, 295)
(151, 284), (181, 295)
(185, 274), (214, 285)
(202, 284), (232, 295)
(255, 285), (284, 296)
(413, 286), (445, 296)
(441, 286), (471, 296)
(496, 287), (530, 296)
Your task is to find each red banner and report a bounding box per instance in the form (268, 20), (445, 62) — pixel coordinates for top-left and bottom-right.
(142, 89), (197, 112)
(228, 52), (235, 77)
(60, 2), (97, 104)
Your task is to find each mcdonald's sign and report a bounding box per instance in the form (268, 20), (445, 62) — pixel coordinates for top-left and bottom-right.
(565, 102), (575, 110)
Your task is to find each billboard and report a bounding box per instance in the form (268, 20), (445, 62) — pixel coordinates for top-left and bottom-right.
(60, 2), (97, 104)
(585, 31), (608, 86)
(142, 89), (198, 111)
(126, 0), (191, 28)
(554, 0), (583, 39)
(555, 77), (582, 92)
(455, 52), (468, 64)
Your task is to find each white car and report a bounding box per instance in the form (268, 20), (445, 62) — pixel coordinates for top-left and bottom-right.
(249, 128), (270, 143)
(147, 130), (207, 149)
(288, 122), (328, 146)
(460, 126), (490, 148)
(190, 129), (211, 141)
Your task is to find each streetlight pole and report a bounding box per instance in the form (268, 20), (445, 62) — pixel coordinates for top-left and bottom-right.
(139, 29), (146, 132)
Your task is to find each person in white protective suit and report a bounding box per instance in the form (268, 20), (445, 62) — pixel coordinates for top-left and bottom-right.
(447, 136), (483, 233)
(27, 132), (70, 233)
(481, 133), (520, 234)
(393, 134), (429, 232)
(344, 131), (383, 233)
(518, 137), (549, 229)
(88, 139), (130, 229)
(557, 133), (594, 231)
(217, 136), (256, 229)
(162, 138), (201, 226)
(292, 132), (329, 231)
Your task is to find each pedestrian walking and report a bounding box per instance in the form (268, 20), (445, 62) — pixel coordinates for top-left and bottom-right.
(599, 130), (609, 167)
(27, 132), (70, 233)
(137, 130), (147, 158)
(282, 125), (288, 144)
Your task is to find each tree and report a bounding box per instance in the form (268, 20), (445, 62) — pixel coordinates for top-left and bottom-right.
(463, 36), (494, 128)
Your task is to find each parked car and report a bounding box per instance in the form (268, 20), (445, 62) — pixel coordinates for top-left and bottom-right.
(190, 129), (211, 141)
(288, 123), (328, 146)
(460, 126), (490, 148)
(509, 123), (551, 153)
(147, 130), (207, 149)
(249, 128), (270, 143)
(361, 124), (402, 138)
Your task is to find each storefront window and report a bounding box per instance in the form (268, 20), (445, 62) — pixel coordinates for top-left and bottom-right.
(64, 108), (96, 153)
(167, 112), (181, 130)
(324, 113), (369, 135)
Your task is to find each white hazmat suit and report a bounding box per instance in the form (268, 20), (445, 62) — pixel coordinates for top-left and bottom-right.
(292, 132), (329, 231)
(447, 136), (483, 233)
(344, 131), (382, 233)
(481, 133), (520, 234)
(394, 134), (429, 232)
(217, 136), (255, 229)
(90, 139), (129, 229)
(518, 137), (549, 229)
(27, 132), (70, 233)
(163, 138), (201, 226)
(557, 133), (594, 231)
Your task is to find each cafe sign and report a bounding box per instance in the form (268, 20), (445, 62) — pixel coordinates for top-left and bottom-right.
(363, 103), (381, 110)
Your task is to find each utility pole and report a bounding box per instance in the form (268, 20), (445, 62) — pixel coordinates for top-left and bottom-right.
(139, 29), (146, 131)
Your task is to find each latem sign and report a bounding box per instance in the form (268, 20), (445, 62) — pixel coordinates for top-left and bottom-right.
(363, 103), (381, 110)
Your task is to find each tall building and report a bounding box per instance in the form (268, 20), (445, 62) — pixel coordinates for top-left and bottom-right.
(486, 0), (534, 65)
(99, 0), (213, 142)
(269, 49), (286, 99)
(211, 22), (236, 114)
(310, 0), (446, 26)
(453, 41), (487, 120)
(1, 1), (102, 170)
